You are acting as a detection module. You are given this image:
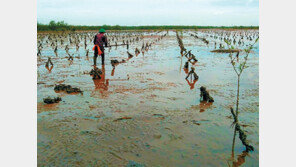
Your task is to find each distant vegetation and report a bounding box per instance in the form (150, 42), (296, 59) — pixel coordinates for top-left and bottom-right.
(37, 21), (259, 32)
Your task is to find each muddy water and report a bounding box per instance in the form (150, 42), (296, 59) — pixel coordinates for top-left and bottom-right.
(38, 31), (259, 166)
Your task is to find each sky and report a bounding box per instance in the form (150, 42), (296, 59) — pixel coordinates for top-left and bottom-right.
(37, 0), (259, 26)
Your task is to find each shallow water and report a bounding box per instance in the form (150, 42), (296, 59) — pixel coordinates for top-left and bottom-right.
(38, 30), (259, 166)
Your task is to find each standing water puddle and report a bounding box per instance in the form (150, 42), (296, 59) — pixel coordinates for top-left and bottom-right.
(38, 30), (259, 166)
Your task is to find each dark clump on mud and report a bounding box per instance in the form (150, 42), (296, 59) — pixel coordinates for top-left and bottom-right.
(43, 96), (62, 104)
(113, 116), (132, 122)
(200, 86), (214, 102)
(54, 84), (83, 94)
(111, 59), (120, 65)
(184, 61), (189, 69)
(111, 59), (126, 67)
(152, 114), (165, 119)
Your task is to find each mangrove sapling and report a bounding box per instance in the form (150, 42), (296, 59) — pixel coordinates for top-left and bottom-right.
(230, 107), (254, 152)
(184, 61), (189, 69)
(186, 50), (198, 63)
(85, 49), (89, 57)
(135, 48), (140, 55)
(224, 37), (259, 152)
(68, 54), (74, 61)
(54, 45), (58, 57)
(75, 42), (80, 52)
(45, 57), (53, 67)
(225, 37), (258, 117)
(127, 51), (134, 59)
(176, 32), (198, 62)
(84, 36), (87, 50)
(185, 67), (199, 81)
(176, 31), (187, 56)
(37, 47), (42, 57)
(65, 45), (70, 55)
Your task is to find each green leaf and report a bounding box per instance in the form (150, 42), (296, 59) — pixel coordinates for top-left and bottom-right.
(224, 39), (231, 46)
(232, 61), (236, 66)
(239, 64), (243, 70)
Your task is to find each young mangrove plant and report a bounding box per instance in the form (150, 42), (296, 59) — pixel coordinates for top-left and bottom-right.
(224, 37), (259, 152)
(176, 31), (187, 56)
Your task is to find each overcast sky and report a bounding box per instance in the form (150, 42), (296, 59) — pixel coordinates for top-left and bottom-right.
(37, 0), (259, 26)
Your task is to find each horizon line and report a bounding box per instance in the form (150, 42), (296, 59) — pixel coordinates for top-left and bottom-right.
(37, 23), (259, 27)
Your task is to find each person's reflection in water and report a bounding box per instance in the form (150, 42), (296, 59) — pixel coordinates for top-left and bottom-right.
(92, 65), (109, 98)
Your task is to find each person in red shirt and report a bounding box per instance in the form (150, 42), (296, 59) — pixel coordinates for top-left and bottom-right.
(93, 28), (108, 66)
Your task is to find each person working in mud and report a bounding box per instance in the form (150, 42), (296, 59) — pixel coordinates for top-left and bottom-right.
(93, 28), (108, 66)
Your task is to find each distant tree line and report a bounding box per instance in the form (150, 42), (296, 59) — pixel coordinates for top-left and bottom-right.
(37, 21), (259, 32)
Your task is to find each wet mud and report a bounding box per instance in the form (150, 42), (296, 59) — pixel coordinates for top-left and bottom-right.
(38, 30), (259, 166)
